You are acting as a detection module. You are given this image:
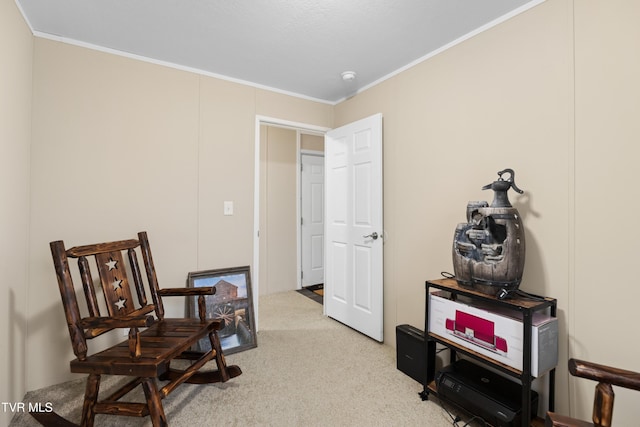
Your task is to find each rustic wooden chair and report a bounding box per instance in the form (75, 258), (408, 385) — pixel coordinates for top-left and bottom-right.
(546, 358), (640, 427)
(32, 231), (242, 427)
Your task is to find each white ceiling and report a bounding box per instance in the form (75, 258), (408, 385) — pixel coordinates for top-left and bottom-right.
(16, 0), (541, 104)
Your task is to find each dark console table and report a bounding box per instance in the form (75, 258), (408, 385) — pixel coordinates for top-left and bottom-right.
(421, 278), (557, 427)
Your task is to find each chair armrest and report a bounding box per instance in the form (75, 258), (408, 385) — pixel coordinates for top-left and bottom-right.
(158, 287), (216, 297)
(79, 315), (155, 330)
(570, 358), (640, 391)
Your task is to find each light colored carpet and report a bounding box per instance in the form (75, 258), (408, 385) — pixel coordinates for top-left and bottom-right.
(10, 291), (454, 426)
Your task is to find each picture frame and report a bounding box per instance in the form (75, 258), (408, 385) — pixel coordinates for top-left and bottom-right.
(186, 265), (257, 355)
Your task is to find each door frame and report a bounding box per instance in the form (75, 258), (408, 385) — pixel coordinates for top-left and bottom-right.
(253, 116), (330, 330)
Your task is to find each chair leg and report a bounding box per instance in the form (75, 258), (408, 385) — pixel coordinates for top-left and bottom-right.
(81, 374), (100, 427)
(209, 331), (230, 382)
(142, 378), (168, 427)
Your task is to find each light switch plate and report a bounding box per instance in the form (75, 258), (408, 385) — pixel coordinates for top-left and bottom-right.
(224, 201), (234, 215)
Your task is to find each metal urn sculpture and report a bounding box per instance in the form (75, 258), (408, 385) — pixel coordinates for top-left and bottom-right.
(452, 169), (525, 297)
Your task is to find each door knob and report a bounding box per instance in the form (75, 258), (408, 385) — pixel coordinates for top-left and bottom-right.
(363, 232), (379, 240)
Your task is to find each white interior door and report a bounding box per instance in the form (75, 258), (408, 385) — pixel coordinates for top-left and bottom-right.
(324, 113), (383, 342)
(301, 153), (324, 286)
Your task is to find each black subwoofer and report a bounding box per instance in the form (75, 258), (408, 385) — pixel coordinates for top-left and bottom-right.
(396, 324), (435, 384)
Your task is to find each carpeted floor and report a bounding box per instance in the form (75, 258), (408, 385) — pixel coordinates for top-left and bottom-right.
(10, 291), (455, 427)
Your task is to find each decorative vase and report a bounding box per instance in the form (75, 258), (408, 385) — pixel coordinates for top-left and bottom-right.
(452, 169), (525, 297)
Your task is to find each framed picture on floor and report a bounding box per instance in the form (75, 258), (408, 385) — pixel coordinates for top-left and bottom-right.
(186, 265), (257, 355)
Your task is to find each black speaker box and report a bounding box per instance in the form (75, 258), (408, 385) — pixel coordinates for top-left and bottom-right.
(396, 324), (435, 384)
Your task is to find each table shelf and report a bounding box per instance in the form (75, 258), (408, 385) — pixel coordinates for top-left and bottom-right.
(421, 278), (557, 427)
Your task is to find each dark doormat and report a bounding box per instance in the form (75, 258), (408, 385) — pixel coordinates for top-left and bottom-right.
(297, 284), (323, 304)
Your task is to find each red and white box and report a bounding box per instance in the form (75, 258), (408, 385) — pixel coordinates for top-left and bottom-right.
(428, 291), (558, 377)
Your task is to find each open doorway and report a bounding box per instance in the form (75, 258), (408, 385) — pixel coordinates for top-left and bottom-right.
(258, 125), (325, 293)
(252, 117), (330, 330)
(254, 114), (384, 340)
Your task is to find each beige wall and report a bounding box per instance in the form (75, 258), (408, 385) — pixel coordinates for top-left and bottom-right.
(572, 0), (640, 420)
(5, 0), (640, 423)
(336, 0), (572, 349)
(335, 0), (640, 422)
(0, 1), (33, 425)
(301, 133), (324, 152)
(26, 38), (332, 391)
(259, 125), (299, 295)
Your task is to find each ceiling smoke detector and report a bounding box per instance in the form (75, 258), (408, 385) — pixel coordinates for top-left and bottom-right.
(341, 71), (357, 82)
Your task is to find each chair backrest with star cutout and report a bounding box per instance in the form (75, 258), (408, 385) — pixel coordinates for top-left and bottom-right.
(50, 231), (164, 359)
